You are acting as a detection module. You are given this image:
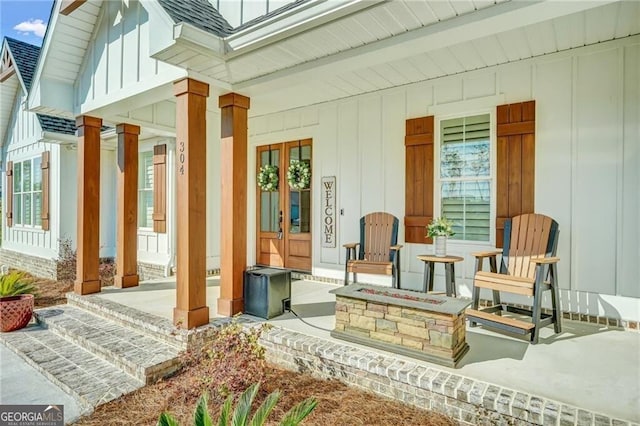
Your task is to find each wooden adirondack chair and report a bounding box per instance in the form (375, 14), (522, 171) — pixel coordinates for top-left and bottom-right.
(344, 212), (402, 288)
(466, 213), (561, 344)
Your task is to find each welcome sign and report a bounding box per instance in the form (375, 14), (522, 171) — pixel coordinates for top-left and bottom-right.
(321, 176), (336, 248)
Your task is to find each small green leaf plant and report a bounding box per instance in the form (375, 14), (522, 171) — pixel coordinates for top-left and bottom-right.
(0, 271), (37, 298)
(157, 383), (317, 426)
(426, 217), (455, 238)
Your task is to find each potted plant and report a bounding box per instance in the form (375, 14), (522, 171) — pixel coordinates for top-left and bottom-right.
(426, 217), (455, 257)
(0, 271), (37, 332)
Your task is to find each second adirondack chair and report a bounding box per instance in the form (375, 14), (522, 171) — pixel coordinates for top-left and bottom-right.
(343, 212), (402, 288)
(466, 213), (561, 344)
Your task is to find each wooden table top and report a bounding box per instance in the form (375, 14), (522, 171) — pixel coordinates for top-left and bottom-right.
(417, 254), (464, 263)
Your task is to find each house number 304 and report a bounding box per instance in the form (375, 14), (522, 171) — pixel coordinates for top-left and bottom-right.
(179, 141), (185, 175)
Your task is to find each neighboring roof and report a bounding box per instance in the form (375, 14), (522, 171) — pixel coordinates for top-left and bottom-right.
(157, 0), (312, 36)
(5, 37), (40, 91)
(158, 0), (233, 37)
(36, 114), (76, 135)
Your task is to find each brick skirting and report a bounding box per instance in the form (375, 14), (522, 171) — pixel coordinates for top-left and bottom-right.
(0, 248), (58, 279)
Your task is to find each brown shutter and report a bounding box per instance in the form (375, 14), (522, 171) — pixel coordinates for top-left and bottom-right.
(6, 161), (13, 227)
(496, 100), (535, 248)
(152, 144), (167, 233)
(41, 151), (50, 230)
(404, 116), (434, 244)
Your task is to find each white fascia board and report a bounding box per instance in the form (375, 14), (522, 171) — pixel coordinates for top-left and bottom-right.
(172, 24), (226, 59)
(26, 0), (69, 111)
(40, 131), (77, 144)
(235, 0), (618, 92)
(29, 77), (75, 116)
(225, 0), (384, 55)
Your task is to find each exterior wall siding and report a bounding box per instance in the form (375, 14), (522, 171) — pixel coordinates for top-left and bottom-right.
(248, 37), (640, 321)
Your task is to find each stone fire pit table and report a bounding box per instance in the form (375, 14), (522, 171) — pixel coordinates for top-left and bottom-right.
(330, 284), (471, 367)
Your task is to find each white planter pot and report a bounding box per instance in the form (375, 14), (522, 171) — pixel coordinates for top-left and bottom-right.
(434, 236), (447, 257)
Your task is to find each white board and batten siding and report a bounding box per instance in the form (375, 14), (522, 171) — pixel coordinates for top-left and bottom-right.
(248, 37), (640, 321)
(76, 0), (185, 115)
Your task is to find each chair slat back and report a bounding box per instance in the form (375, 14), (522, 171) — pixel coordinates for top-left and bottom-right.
(501, 213), (559, 279)
(359, 212), (399, 262)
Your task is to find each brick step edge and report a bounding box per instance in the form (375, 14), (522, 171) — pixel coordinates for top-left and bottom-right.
(66, 292), (187, 350)
(35, 309), (182, 384)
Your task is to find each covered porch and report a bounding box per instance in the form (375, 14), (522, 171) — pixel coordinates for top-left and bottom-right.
(76, 276), (640, 424)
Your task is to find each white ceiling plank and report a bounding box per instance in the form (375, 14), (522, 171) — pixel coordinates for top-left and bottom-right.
(552, 12), (585, 51)
(387, 58), (429, 83)
(449, 42), (486, 70)
(352, 12), (394, 40)
(472, 35), (508, 67)
(337, 71), (380, 93)
(401, 0), (439, 26)
(331, 21), (368, 48)
(407, 53), (446, 79)
(324, 76), (361, 96)
(375, 62), (414, 86)
(427, 48), (465, 75)
(450, 1), (477, 17)
(615, 0), (640, 38)
(524, 20), (558, 57)
(496, 28), (533, 61)
(472, 0), (498, 11)
(427, 1), (457, 21)
(585, 2), (619, 44)
(352, 68), (392, 90)
(368, 6), (411, 35)
(384, 1), (423, 31)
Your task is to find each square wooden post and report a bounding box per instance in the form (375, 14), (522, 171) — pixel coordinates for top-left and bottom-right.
(114, 123), (140, 288)
(173, 78), (210, 329)
(217, 93), (250, 317)
(74, 115), (102, 295)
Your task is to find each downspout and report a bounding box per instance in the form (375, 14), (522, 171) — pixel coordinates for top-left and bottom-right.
(164, 139), (177, 277)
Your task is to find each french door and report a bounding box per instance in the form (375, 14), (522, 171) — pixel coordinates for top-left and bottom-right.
(256, 140), (312, 271)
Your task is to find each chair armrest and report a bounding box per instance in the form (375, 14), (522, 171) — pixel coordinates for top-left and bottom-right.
(530, 256), (560, 264)
(470, 250), (502, 258)
(343, 243), (359, 249)
(390, 245), (403, 251)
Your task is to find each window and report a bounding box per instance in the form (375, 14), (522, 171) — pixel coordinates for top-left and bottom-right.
(138, 151), (153, 228)
(439, 114), (491, 241)
(12, 157), (43, 227)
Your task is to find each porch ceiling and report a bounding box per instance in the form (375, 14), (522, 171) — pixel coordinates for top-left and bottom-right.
(0, 75), (19, 147)
(233, 0), (639, 115)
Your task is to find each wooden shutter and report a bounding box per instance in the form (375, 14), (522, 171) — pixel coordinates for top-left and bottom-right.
(6, 161), (13, 227)
(41, 151), (50, 231)
(496, 100), (535, 248)
(404, 116), (434, 244)
(152, 144), (167, 233)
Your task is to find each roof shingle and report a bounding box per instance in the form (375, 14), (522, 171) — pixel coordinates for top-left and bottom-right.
(5, 37), (40, 91)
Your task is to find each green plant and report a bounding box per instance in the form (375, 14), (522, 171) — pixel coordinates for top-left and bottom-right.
(257, 164), (279, 192)
(0, 271), (37, 297)
(158, 383), (317, 426)
(426, 217), (455, 238)
(286, 160), (311, 190)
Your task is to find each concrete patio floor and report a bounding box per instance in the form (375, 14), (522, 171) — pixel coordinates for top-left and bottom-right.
(97, 277), (640, 423)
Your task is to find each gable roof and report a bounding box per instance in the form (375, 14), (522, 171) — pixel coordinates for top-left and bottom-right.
(5, 37), (40, 91)
(36, 114), (77, 135)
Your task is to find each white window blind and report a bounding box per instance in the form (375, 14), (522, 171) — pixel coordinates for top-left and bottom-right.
(440, 114), (491, 242)
(138, 151), (154, 228)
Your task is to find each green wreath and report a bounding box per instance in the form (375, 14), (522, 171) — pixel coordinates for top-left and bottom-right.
(257, 164), (279, 192)
(287, 160), (311, 190)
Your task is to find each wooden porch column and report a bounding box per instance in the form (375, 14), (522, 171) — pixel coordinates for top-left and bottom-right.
(114, 124), (140, 288)
(173, 78), (210, 329)
(217, 93), (250, 317)
(74, 115), (102, 295)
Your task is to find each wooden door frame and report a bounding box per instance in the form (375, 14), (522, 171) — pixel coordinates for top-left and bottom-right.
(255, 139), (313, 272)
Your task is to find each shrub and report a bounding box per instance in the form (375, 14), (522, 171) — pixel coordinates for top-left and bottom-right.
(55, 237), (116, 286)
(158, 383), (317, 426)
(180, 319), (270, 399)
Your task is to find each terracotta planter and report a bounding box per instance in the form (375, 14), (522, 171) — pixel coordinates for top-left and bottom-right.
(0, 294), (34, 332)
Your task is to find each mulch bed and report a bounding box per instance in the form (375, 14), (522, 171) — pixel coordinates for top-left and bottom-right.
(24, 273), (454, 425)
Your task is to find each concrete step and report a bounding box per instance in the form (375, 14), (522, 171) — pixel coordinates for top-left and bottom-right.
(34, 305), (182, 384)
(0, 325), (143, 409)
(66, 292), (187, 349)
